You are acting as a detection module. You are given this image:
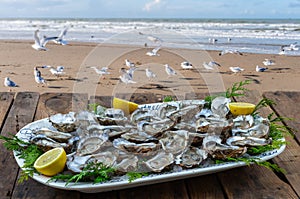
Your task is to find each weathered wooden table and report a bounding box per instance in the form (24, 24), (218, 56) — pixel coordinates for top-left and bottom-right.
(0, 91), (299, 199)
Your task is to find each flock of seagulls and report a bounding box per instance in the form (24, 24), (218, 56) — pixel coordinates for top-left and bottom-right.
(4, 27), (69, 89)
(3, 28), (297, 89)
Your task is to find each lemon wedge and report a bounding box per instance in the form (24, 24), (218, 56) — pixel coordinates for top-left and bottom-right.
(113, 97), (139, 115)
(229, 102), (256, 116)
(34, 147), (67, 176)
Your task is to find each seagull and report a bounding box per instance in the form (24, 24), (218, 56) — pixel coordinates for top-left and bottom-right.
(145, 68), (156, 81)
(262, 59), (275, 66)
(49, 66), (65, 77)
(229, 66), (244, 73)
(256, 65), (267, 72)
(34, 67), (41, 77)
(219, 49), (243, 56)
(4, 77), (18, 88)
(91, 66), (110, 76)
(209, 38), (218, 44)
(165, 64), (176, 76)
(180, 61), (193, 69)
(119, 72), (136, 84)
(282, 42), (299, 51)
(203, 61), (221, 70)
(31, 29), (58, 51)
(139, 32), (163, 43)
(35, 74), (47, 86)
(53, 27), (68, 45)
(125, 59), (135, 68)
(146, 45), (161, 56)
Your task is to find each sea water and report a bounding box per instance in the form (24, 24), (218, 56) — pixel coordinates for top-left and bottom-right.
(0, 18), (299, 55)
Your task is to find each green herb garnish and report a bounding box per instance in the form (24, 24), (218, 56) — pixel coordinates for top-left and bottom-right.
(252, 98), (276, 116)
(127, 172), (149, 183)
(49, 162), (115, 186)
(163, 96), (175, 102)
(204, 80), (251, 107)
(0, 134), (43, 183)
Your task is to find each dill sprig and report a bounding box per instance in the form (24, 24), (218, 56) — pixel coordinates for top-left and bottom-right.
(216, 157), (285, 173)
(0, 134), (43, 183)
(163, 96), (175, 102)
(204, 80), (251, 107)
(225, 80), (252, 98)
(252, 98), (276, 116)
(49, 162), (115, 186)
(127, 172), (149, 183)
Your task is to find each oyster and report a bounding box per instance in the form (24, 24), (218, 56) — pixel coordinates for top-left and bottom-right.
(76, 133), (109, 156)
(49, 112), (77, 133)
(33, 128), (72, 142)
(113, 138), (159, 154)
(114, 152), (139, 173)
(30, 134), (70, 152)
(156, 102), (180, 119)
(159, 130), (189, 155)
(130, 108), (159, 125)
(179, 147), (208, 168)
(67, 152), (92, 173)
(137, 118), (176, 137)
(144, 151), (174, 172)
(121, 130), (157, 143)
(90, 150), (119, 167)
(232, 116), (270, 138)
(95, 108), (128, 125)
(226, 136), (272, 146)
(195, 117), (231, 135)
(202, 135), (247, 159)
(211, 96), (231, 118)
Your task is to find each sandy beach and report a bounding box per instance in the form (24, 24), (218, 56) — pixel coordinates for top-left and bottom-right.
(0, 40), (299, 99)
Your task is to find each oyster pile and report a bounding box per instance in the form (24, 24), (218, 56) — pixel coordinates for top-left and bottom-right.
(27, 97), (272, 174)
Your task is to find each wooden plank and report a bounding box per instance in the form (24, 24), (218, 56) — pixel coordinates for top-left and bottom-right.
(233, 90), (300, 197)
(11, 93), (89, 199)
(185, 174), (225, 199)
(263, 91), (300, 196)
(264, 91), (300, 141)
(34, 93), (89, 119)
(0, 92), (39, 199)
(115, 93), (160, 104)
(119, 180), (189, 199)
(80, 191), (118, 199)
(218, 165), (298, 199)
(0, 92), (15, 130)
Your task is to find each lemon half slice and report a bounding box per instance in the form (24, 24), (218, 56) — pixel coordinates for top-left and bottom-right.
(113, 97), (139, 115)
(34, 147), (67, 176)
(229, 102), (256, 116)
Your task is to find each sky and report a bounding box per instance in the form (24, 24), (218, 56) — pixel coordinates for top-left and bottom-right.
(0, 0), (299, 19)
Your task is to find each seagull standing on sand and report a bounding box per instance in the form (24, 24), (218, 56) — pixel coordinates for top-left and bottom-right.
(219, 49), (243, 56)
(31, 29), (58, 51)
(34, 67), (41, 77)
(119, 67), (136, 84)
(34, 71), (46, 86)
(165, 64), (177, 76)
(4, 77), (18, 88)
(181, 61), (193, 69)
(256, 65), (267, 72)
(229, 66), (244, 74)
(146, 45), (161, 56)
(125, 59), (135, 68)
(203, 61), (221, 70)
(145, 68), (156, 81)
(263, 59), (275, 66)
(53, 27), (68, 45)
(50, 66), (65, 77)
(91, 66), (110, 78)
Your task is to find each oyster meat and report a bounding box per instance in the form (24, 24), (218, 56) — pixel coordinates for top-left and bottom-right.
(144, 151), (174, 172)
(49, 112), (77, 133)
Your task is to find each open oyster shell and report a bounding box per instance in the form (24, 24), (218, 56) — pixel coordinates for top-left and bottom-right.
(49, 112), (77, 133)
